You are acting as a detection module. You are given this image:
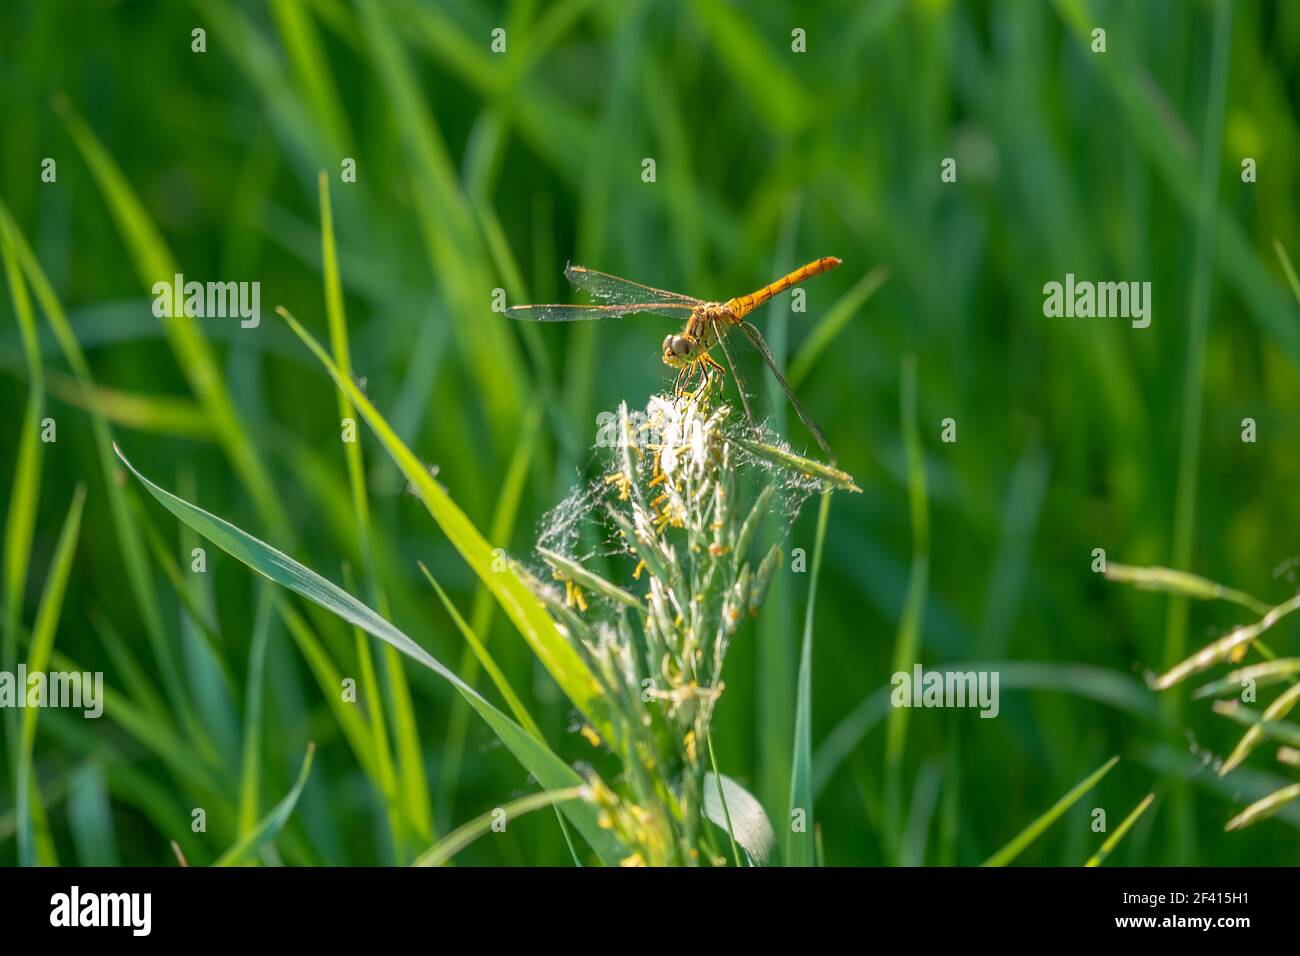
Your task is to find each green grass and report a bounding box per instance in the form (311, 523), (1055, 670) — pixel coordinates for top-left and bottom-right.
(2, 0), (1299, 866)
(982, 756), (1120, 867)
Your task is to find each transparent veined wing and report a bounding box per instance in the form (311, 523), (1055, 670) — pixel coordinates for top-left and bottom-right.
(712, 316), (775, 435)
(506, 301), (695, 322)
(564, 263), (702, 308)
(719, 320), (835, 461)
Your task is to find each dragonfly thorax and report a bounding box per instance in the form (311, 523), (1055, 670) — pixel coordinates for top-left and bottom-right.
(661, 302), (736, 368)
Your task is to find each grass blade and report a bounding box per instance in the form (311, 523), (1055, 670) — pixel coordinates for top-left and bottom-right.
(1, 213), (47, 810)
(1104, 563), (1271, 616)
(0, 201), (205, 751)
(787, 490), (832, 866)
(704, 772), (777, 866)
(1152, 594), (1300, 690)
(1084, 792), (1156, 867)
(421, 561), (584, 865)
(1153, 0), (1231, 861)
(277, 306), (609, 735)
(418, 563), (541, 739)
(54, 98), (290, 542)
(215, 743), (315, 866)
(982, 755), (1120, 867)
(413, 787), (585, 867)
(237, 587), (275, 836)
(319, 171), (429, 854)
(1211, 700), (1300, 748)
(726, 433), (860, 492)
(17, 484), (86, 866)
(1224, 783), (1300, 832)
(439, 405), (542, 820)
(1274, 238), (1300, 304)
(788, 264), (890, 390)
(1220, 682), (1300, 775)
(114, 443), (627, 865)
(1193, 659), (1300, 699)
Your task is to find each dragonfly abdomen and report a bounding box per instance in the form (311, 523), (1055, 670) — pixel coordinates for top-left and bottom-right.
(724, 255), (841, 318)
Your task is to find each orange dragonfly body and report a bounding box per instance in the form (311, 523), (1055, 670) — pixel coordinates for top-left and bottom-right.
(507, 257), (841, 460)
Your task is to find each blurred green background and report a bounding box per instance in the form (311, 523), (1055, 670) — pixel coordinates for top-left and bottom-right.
(2, 0), (1299, 866)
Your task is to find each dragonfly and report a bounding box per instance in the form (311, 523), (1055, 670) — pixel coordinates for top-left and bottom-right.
(507, 257), (842, 461)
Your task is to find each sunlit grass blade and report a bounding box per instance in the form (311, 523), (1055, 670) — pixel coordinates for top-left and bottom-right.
(1151, 594), (1300, 690)
(1084, 792), (1156, 867)
(42, 372), (215, 439)
(1104, 563), (1271, 615)
(17, 484), (85, 866)
(424, 554), (587, 864)
(354, 0), (526, 452)
(1224, 783), (1300, 832)
(269, 0), (352, 151)
(342, 563), (404, 861)
(1, 213), (46, 800)
(1211, 700), (1300, 748)
(0, 200), (194, 740)
(787, 491), (831, 867)
(440, 405), (541, 820)
(114, 443), (627, 865)
(537, 546), (645, 611)
(1275, 239), (1300, 304)
(422, 558), (585, 864)
(215, 742), (315, 866)
(725, 433), (860, 492)
(412, 787), (585, 867)
(1219, 683), (1300, 775)
(277, 306), (609, 735)
(319, 171), (429, 854)
(418, 563), (540, 739)
(1194, 659), (1300, 699)
(53, 97), (290, 542)
(788, 264), (890, 389)
(982, 755), (1120, 866)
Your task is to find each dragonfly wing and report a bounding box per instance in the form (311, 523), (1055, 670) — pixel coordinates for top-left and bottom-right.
(565, 263), (702, 308)
(713, 318), (775, 436)
(506, 302), (694, 322)
(734, 320), (835, 461)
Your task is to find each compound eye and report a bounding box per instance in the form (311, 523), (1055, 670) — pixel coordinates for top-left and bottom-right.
(671, 336), (693, 357)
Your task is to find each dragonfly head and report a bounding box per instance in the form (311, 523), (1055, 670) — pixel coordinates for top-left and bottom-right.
(662, 333), (699, 368)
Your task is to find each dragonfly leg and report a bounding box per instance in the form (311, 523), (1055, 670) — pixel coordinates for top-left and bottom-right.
(682, 358), (713, 401)
(702, 351), (725, 381)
